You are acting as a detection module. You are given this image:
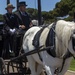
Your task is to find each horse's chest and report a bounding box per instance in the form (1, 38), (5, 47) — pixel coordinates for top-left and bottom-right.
(42, 51), (63, 67)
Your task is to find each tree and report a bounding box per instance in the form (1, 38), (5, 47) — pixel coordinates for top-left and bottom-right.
(0, 14), (3, 21)
(26, 8), (38, 19)
(48, 0), (75, 21)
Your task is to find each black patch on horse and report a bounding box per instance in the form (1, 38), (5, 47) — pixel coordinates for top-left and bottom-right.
(33, 25), (47, 47)
(46, 22), (56, 57)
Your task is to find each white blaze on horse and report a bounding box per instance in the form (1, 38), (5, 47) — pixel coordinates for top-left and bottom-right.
(23, 20), (75, 75)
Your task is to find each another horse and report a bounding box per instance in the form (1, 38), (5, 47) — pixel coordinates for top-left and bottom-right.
(23, 20), (75, 75)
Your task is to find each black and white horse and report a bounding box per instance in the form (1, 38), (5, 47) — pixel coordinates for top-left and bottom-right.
(23, 20), (75, 75)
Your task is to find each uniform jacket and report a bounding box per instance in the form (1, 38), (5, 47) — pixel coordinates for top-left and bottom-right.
(3, 13), (19, 31)
(15, 11), (31, 30)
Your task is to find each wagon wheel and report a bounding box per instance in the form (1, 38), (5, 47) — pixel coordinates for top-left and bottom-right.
(0, 58), (6, 74)
(19, 48), (31, 74)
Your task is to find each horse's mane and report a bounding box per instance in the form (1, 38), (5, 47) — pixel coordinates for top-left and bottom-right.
(55, 20), (75, 57)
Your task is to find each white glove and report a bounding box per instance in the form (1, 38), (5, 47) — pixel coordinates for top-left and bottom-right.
(10, 29), (13, 32)
(12, 29), (16, 32)
(10, 29), (15, 33)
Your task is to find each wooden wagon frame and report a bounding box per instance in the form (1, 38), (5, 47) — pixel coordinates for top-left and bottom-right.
(0, 46), (51, 75)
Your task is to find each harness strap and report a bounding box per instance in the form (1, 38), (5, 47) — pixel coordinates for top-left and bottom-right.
(36, 46), (44, 61)
(55, 50), (73, 74)
(33, 25), (48, 47)
(33, 25), (49, 61)
(33, 28), (44, 47)
(46, 22), (56, 57)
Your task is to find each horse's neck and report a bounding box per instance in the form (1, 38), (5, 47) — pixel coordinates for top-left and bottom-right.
(55, 21), (73, 58)
(55, 38), (67, 58)
(40, 23), (68, 58)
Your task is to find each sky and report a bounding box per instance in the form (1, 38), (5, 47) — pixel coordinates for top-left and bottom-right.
(0, 0), (60, 14)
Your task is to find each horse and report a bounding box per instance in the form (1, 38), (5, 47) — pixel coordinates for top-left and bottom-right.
(23, 20), (75, 75)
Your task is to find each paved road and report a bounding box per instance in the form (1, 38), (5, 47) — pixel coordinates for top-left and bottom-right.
(65, 71), (75, 75)
(3, 60), (75, 75)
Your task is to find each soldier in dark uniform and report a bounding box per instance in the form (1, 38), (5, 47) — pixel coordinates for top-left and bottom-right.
(15, 1), (32, 56)
(3, 4), (19, 58)
(15, 1), (32, 34)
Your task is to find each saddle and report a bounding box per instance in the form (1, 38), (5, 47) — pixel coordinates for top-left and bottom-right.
(33, 22), (56, 57)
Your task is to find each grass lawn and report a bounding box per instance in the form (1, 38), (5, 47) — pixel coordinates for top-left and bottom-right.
(69, 58), (75, 71)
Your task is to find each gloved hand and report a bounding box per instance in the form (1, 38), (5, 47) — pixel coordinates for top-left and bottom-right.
(19, 25), (26, 29)
(12, 29), (16, 33)
(10, 29), (16, 33)
(10, 29), (13, 32)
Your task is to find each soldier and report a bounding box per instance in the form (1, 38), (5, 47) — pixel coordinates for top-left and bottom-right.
(15, 1), (32, 34)
(15, 1), (32, 56)
(3, 4), (19, 58)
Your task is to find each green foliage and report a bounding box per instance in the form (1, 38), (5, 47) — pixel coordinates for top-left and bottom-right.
(26, 8), (38, 19)
(0, 0), (75, 23)
(64, 16), (73, 21)
(26, 0), (75, 23)
(69, 58), (75, 71)
(0, 14), (3, 21)
(49, 0), (75, 22)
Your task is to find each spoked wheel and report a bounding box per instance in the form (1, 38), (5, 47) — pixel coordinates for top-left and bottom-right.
(0, 58), (6, 74)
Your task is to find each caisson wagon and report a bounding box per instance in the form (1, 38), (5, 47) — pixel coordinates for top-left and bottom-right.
(0, 0), (43, 75)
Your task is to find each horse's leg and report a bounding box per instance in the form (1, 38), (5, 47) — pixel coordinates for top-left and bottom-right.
(40, 70), (45, 75)
(58, 57), (72, 75)
(44, 65), (55, 75)
(27, 56), (37, 75)
(36, 64), (45, 75)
